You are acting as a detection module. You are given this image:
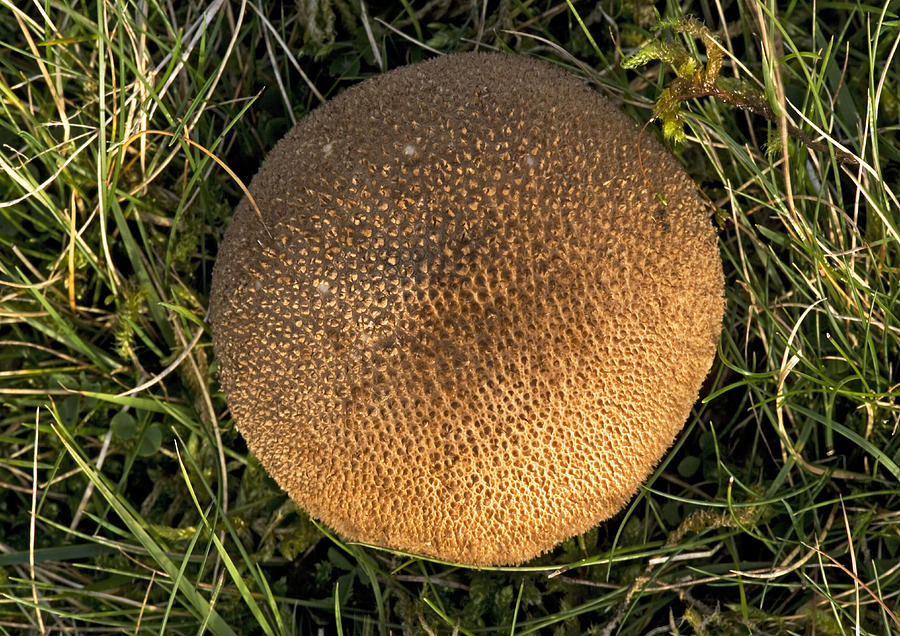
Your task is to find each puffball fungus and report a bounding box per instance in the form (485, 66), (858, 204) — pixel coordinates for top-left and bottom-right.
(209, 52), (724, 566)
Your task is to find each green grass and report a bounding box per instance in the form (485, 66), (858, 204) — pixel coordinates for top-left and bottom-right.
(1, 0), (898, 634)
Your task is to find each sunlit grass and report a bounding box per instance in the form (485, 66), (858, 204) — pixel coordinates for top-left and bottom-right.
(1, 0), (898, 634)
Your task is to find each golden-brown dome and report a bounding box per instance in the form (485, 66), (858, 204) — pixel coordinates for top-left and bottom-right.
(209, 52), (724, 566)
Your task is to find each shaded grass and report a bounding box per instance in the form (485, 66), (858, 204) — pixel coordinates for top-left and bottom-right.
(1, 0), (898, 634)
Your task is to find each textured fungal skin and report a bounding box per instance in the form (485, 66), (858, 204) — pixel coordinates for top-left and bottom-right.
(209, 52), (724, 566)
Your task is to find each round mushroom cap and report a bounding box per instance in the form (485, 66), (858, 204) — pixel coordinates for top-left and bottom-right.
(209, 52), (724, 566)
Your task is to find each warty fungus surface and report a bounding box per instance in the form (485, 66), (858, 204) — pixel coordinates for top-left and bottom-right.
(209, 52), (725, 566)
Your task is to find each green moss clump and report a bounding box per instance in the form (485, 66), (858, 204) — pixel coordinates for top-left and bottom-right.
(622, 16), (856, 165)
(622, 17), (769, 144)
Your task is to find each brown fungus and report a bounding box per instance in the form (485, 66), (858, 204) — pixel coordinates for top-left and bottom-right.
(209, 52), (724, 566)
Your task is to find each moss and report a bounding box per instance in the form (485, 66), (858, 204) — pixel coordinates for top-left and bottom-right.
(622, 16), (858, 164)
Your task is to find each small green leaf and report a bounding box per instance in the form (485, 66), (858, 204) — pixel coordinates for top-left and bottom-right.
(158, 302), (208, 330)
(137, 423), (163, 456)
(59, 396), (80, 424)
(111, 411), (137, 439)
(662, 500), (682, 526)
(677, 455), (701, 478)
